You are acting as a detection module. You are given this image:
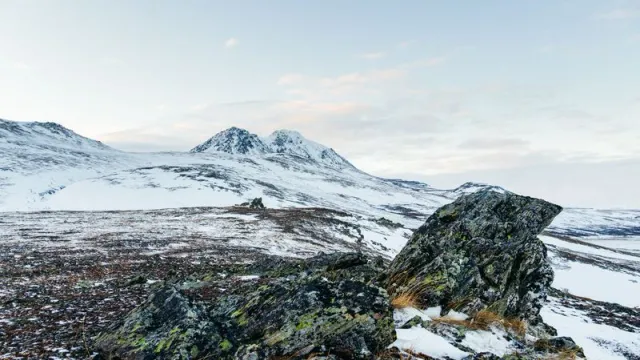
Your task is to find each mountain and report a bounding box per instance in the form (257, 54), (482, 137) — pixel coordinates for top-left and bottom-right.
(0, 118), (136, 209)
(0, 118), (113, 153)
(191, 127), (355, 169)
(449, 181), (507, 196)
(189, 127), (271, 155)
(265, 129), (355, 169)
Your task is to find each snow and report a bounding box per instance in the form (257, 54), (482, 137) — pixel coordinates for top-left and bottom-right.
(542, 301), (640, 360)
(392, 327), (469, 359)
(541, 235), (640, 262)
(236, 275), (260, 281)
(460, 328), (514, 356)
(393, 307), (433, 327)
(550, 260), (640, 307)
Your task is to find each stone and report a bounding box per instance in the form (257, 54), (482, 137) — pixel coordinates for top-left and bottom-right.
(534, 337), (585, 358)
(249, 197), (265, 209)
(94, 253), (395, 359)
(386, 190), (562, 324)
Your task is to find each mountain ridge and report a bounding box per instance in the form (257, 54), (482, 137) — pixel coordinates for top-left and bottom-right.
(191, 126), (355, 169)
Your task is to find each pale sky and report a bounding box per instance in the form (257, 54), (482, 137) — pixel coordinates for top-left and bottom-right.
(1, 1), (639, 208)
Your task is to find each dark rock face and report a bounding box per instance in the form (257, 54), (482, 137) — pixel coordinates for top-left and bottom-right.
(386, 190), (562, 323)
(249, 197), (265, 209)
(94, 253), (395, 359)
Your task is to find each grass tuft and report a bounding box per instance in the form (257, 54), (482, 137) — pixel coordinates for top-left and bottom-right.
(433, 310), (527, 337)
(391, 292), (420, 309)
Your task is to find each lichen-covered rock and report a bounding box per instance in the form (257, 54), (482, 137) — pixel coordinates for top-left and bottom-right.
(386, 190), (562, 324)
(94, 253), (395, 359)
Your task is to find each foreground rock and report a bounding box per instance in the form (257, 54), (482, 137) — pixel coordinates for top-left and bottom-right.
(94, 253), (395, 359)
(386, 190), (562, 326)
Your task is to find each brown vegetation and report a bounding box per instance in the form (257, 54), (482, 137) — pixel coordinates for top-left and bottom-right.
(434, 310), (527, 337)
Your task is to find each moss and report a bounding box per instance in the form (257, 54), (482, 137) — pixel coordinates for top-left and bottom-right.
(219, 339), (233, 351)
(189, 345), (199, 357)
(295, 312), (317, 331)
(155, 338), (169, 354)
(264, 331), (288, 346)
(131, 322), (143, 333)
(233, 312), (249, 326)
(133, 336), (148, 350)
(153, 327), (182, 354)
(421, 272), (446, 286)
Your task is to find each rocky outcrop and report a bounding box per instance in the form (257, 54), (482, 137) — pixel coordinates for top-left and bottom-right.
(249, 197), (265, 209)
(94, 253), (395, 359)
(386, 190), (562, 324)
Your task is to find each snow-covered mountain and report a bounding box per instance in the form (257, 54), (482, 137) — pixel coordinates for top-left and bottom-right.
(191, 127), (355, 169)
(189, 127), (271, 155)
(265, 129), (355, 169)
(0, 118), (112, 153)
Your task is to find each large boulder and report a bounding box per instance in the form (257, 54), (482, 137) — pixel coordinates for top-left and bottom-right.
(386, 190), (562, 323)
(94, 253), (395, 359)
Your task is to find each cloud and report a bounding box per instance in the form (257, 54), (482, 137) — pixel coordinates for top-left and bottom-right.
(100, 57), (125, 66)
(360, 52), (385, 60)
(319, 69), (405, 87)
(277, 73), (305, 86)
(13, 62), (30, 70)
(458, 138), (530, 150)
(224, 38), (238, 48)
(597, 9), (639, 19)
(271, 101), (369, 116)
(398, 40), (417, 48)
(402, 56), (447, 69)
(537, 45), (554, 54)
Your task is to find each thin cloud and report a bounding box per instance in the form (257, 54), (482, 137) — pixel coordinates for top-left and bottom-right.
(277, 73), (305, 86)
(596, 9), (639, 20)
(538, 45), (554, 54)
(360, 52), (385, 60)
(458, 138), (530, 150)
(320, 68), (405, 87)
(13, 62), (30, 70)
(402, 56), (447, 69)
(224, 38), (238, 48)
(100, 57), (125, 66)
(398, 40), (417, 48)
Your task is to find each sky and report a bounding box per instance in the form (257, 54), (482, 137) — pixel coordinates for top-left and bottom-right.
(0, 0), (639, 208)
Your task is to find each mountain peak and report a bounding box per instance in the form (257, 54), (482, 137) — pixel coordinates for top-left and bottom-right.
(190, 127), (270, 155)
(265, 129), (354, 169)
(190, 127), (355, 169)
(0, 118), (112, 152)
(451, 182), (508, 195)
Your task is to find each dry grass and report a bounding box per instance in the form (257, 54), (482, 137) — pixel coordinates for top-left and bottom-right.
(402, 347), (433, 359)
(391, 292), (421, 309)
(433, 310), (527, 337)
